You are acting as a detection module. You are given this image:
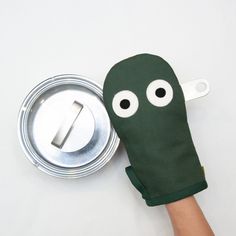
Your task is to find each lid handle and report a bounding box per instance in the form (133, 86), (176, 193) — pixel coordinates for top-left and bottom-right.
(51, 101), (83, 148)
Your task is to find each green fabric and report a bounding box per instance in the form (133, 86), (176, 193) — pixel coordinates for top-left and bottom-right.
(103, 53), (207, 206)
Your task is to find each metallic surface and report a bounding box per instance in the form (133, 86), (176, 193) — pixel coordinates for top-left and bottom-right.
(18, 74), (120, 178)
(52, 101), (83, 148)
(51, 101), (83, 148)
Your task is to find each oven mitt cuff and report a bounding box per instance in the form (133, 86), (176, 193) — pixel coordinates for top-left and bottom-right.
(126, 166), (207, 206)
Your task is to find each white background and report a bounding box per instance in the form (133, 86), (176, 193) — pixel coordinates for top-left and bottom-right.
(0, 0), (236, 235)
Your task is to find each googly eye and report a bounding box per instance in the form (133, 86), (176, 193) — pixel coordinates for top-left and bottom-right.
(146, 80), (173, 107)
(112, 90), (139, 118)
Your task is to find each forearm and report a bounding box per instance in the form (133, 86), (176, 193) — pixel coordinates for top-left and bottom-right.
(166, 196), (214, 236)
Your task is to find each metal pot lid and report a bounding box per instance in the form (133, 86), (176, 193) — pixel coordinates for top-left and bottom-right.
(18, 74), (120, 178)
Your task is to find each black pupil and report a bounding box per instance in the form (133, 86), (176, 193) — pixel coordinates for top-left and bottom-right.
(155, 88), (166, 98)
(120, 99), (130, 109)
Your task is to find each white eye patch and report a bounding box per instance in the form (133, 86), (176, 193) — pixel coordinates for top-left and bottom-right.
(146, 80), (173, 107)
(112, 90), (139, 118)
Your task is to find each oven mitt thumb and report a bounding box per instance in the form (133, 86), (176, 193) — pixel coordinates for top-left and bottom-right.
(103, 53), (207, 206)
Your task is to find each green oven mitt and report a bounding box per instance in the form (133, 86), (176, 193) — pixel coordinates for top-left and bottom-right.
(103, 53), (207, 206)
